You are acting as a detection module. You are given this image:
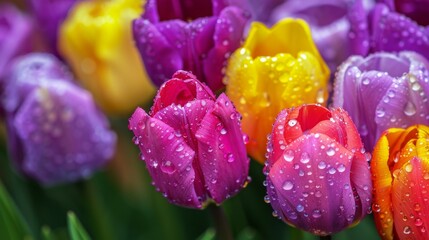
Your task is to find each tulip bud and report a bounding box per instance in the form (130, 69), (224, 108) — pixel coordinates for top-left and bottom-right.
(59, 0), (156, 115)
(265, 104), (372, 235)
(225, 18), (330, 163)
(333, 51), (429, 151)
(371, 125), (429, 240)
(0, 4), (32, 79)
(2, 53), (116, 185)
(132, 0), (249, 91)
(129, 70), (250, 209)
(348, 0), (429, 58)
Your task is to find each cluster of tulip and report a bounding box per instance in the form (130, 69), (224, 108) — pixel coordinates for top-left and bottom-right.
(1, 0), (429, 239)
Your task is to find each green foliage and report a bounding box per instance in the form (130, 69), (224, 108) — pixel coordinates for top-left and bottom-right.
(68, 212), (91, 240)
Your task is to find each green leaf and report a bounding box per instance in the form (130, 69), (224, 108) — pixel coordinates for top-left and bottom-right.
(67, 212), (91, 240)
(42, 226), (55, 240)
(196, 228), (215, 240)
(0, 180), (31, 239)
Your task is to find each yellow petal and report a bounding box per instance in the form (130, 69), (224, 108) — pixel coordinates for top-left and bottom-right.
(371, 134), (395, 240)
(225, 19), (330, 163)
(59, 0), (156, 115)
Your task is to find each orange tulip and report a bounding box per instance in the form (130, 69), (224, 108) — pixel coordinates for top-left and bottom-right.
(371, 125), (429, 239)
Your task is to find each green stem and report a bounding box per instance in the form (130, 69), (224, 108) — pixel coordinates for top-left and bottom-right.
(209, 204), (233, 240)
(320, 235), (332, 240)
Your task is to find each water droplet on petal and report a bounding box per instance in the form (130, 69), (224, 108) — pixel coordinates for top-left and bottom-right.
(296, 204), (304, 212)
(176, 145), (184, 152)
(282, 181), (294, 191)
(404, 102), (416, 116)
(318, 161), (326, 169)
(161, 161), (176, 174)
(312, 209), (322, 218)
(300, 152), (310, 164)
(288, 119), (297, 127)
(220, 128), (227, 135)
(283, 150), (294, 162)
(403, 226), (411, 235)
(326, 147), (335, 157)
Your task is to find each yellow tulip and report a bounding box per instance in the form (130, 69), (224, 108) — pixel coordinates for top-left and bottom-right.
(224, 18), (330, 163)
(371, 125), (429, 240)
(59, 0), (156, 115)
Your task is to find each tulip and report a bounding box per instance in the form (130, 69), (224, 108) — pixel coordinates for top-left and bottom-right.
(225, 18), (330, 163)
(371, 125), (429, 239)
(2, 53), (117, 185)
(333, 51), (429, 151)
(129, 70), (249, 209)
(348, 0), (429, 59)
(0, 4), (32, 79)
(265, 104), (372, 236)
(132, 0), (249, 91)
(59, 0), (156, 115)
(28, 0), (79, 55)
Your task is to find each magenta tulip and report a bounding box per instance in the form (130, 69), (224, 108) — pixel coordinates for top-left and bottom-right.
(129, 70), (250, 209)
(264, 104), (372, 235)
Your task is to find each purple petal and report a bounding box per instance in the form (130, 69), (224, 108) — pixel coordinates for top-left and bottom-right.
(348, 0), (370, 55)
(370, 3), (429, 58)
(29, 0), (78, 55)
(0, 4), (32, 79)
(392, 0), (429, 26)
(195, 93), (249, 204)
(203, 6), (248, 90)
(349, 152), (372, 220)
(133, 19), (183, 87)
(129, 108), (203, 208)
(2, 53), (73, 114)
(267, 134), (356, 235)
(12, 81), (116, 185)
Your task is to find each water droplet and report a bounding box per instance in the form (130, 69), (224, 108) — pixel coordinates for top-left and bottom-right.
(403, 226), (411, 235)
(282, 181), (294, 191)
(372, 203), (381, 212)
(296, 204), (304, 212)
(283, 150), (294, 162)
(161, 161), (176, 174)
(376, 108), (385, 117)
(312, 209), (322, 218)
(227, 153), (234, 163)
(264, 195), (270, 203)
(242, 134), (249, 144)
(405, 163), (413, 172)
(318, 161), (326, 169)
(362, 78), (370, 85)
(337, 164), (346, 173)
(316, 89), (325, 104)
(326, 147), (335, 157)
(176, 145), (184, 152)
(300, 152), (310, 164)
(201, 100), (207, 106)
(288, 119), (297, 127)
(404, 102), (416, 116)
(415, 218), (423, 226)
(328, 168), (336, 174)
(220, 128), (227, 135)
(414, 203), (421, 211)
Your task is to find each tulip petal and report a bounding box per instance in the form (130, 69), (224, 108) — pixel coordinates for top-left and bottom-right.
(129, 108), (203, 208)
(133, 19), (183, 87)
(268, 134), (356, 235)
(371, 135), (395, 239)
(348, 0), (370, 55)
(195, 94), (249, 203)
(13, 82), (116, 185)
(151, 74), (215, 114)
(371, 3), (429, 59)
(203, 6), (248, 90)
(392, 157), (429, 239)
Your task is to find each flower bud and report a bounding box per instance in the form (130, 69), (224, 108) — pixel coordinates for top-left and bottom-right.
(129, 70), (249, 209)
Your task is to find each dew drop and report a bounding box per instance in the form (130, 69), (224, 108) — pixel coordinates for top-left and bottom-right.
(226, 153), (235, 163)
(337, 164), (346, 173)
(161, 161), (176, 174)
(283, 150), (294, 162)
(282, 181), (294, 191)
(312, 209), (322, 218)
(318, 161), (326, 169)
(300, 152), (310, 164)
(296, 204), (304, 212)
(403, 226), (411, 235)
(405, 163), (413, 172)
(362, 78), (370, 85)
(404, 102), (416, 116)
(176, 145), (184, 152)
(376, 108), (385, 117)
(220, 128), (227, 135)
(326, 147), (335, 157)
(288, 119), (297, 127)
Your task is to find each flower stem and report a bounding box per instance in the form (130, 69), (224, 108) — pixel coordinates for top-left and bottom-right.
(320, 235), (332, 240)
(209, 204), (233, 240)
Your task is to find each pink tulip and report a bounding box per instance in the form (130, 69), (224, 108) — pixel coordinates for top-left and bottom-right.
(129, 70), (249, 209)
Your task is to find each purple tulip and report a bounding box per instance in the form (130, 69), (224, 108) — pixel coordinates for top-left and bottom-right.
(265, 104), (372, 235)
(333, 51), (429, 151)
(349, 0), (429, 58)
(2, 53), (116, 185)
(29, 0), (79, 55)
(0, 4), (32, 79)
(129, 70), (250, 209)
(133, 0), (249, 91)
